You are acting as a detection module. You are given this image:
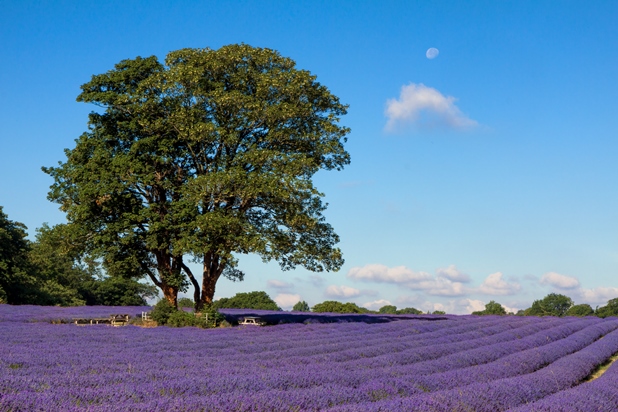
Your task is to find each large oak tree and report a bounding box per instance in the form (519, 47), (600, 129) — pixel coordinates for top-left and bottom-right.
(45, 44), (350, 308)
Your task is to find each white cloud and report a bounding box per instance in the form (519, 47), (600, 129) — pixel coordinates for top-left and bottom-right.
(436, 265), (471, 283)
(464, 299), (486, 313)
(539, 272), (580, 289)
(267, 279), (293, 290)
(362, 299), (393, 311)
(273, 293), (301, 310)
(536, 272), (618, 306)
(578, 287), (618, 307)
(479, 272), (521, 295)
(325, 285), (362, 299)
(347, 264), (432, 284)
(502, 304), (520, 314)
(384, 83), (477, 131)
(347, 264), (467, 297)
(418, 277), (467, 296)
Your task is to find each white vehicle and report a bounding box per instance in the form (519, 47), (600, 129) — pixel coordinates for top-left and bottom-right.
(238, 316), (266, 326)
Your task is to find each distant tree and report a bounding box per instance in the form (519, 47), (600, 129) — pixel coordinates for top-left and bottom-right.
(30, 223), (157, 306)
(595, 298), (618, 318)
(84, 277), (158, 306)
(44, 44), (350, 309)
(396, 307), (422, 315)
(378, 305), (398, 314)
(292, 300), (311, 312)
(312, 300), (369, 314)
(472, 300), (507, 316)
(29, 223), (93, 306)
(432, 310), (446, 315)
(0, 207), (38, 304)
(525, 293), (573, 316)
(213, 291), (281, 311)
(564, 303), (594, 317)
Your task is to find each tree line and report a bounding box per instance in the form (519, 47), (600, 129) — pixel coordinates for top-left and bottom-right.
(0, 206), (157, 306)
(189, 290), (618, 318)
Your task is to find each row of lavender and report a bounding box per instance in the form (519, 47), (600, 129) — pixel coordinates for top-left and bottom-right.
(1, 306), (618, 411)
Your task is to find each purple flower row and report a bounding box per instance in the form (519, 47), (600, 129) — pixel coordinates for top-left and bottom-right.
(2, 306), (617, 411)
(327, 320), (618, 412)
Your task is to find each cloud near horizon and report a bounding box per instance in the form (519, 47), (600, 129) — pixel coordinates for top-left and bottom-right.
(537, 272), (618, 307)
(362, 299), (393, 311)
(539, 272), (580, 289)
(273, 293), (301, 309)
(479, 272), (521, 295)
(325, 285), (362, 299)
(347, 264), (468, 297)
(384, 83), (478, 131)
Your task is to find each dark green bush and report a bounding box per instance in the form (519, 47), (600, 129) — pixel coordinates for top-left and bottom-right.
(396, 307), (422, 315)
(150, 299), (176, 325)
(166, 310), (197, 327)
(292, 300), (311, 312)
(378, 305), (398, 314)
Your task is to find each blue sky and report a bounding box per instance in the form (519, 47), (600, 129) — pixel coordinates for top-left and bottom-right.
(1, 1), (616, 313)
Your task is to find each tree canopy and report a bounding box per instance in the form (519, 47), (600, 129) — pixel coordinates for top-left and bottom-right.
(378, 305), (398, 314)
(595, 298), (618, 318)
(525, 293), (574, 316)
(0, 206), (34, 304)
(472, 300), (507, 316)
(0, 207), (154, 306)
(44, 44), (350, 308)
(565, 303), (594, 317)
(212, 291), (280, 311)
(311, 300), (369, 314)
(292, 300), (310, 312)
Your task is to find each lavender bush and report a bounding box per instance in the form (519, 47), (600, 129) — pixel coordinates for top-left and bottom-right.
(1, 305), (617, 411)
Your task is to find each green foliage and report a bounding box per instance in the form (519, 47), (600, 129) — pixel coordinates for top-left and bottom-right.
(525, 293), (574, 316)
(472, 300), (507, 316)
(44, 44), (350, 307)
(432, 310), (446, 315)
(292, 300), (311, 312)
(396, 307), (423, 315)
(178, 297), (195, 308)
(150, 299), (176, 325)
(213, 291), (281, 311)
(161, 304), (224, 328)
(311, 300), (369, 314)
(83, 277), (158, 306)
(378, 305), (398, 314)
(0, 206), (37, 304)
(166, 310), (197, 327)
(0, 208), (155, 306)
(596, 298), (618, 318)
(565, 303), (594, 317)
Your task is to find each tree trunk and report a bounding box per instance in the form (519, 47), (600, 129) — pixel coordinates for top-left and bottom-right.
(197, 253), (223, 310)
(161, 282), (178, 308)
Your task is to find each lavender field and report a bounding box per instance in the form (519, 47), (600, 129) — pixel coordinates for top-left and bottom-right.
(1, 305), (618, 411)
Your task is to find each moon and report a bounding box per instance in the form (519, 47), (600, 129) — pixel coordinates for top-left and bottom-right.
(426, 48), (439, 59)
